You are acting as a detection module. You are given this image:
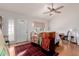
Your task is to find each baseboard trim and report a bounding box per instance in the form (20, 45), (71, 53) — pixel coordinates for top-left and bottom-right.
(70, 41), (77, 44)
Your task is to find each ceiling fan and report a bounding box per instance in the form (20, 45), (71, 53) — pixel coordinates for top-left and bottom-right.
(43, 3), (64, 16)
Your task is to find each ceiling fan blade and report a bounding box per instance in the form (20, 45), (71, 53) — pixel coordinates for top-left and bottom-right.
(47, 7), (51, 10)
(54, 10), (61, 13)
(49, 13), (53, 16)
(55, 6), (64, 10)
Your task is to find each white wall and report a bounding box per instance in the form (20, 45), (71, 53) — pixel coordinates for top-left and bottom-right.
(49, 4), (79, 44)
(49, 4), (79, 34)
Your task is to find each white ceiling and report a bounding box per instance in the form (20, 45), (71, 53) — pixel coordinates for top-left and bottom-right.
(0, 3), (79, 20)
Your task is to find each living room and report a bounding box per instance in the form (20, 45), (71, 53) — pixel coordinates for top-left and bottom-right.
(0, 3), (79, 56)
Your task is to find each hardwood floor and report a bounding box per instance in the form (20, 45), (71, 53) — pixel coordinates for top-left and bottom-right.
(55, 40), (79, 56)
(9, 40), (79, 56)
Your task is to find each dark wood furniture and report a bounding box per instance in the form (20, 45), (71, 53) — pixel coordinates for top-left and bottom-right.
(40, 32), (59, 56)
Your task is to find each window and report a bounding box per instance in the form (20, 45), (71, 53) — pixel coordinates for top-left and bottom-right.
(32, 21), (45, 33)
(8, 19), (14, 41)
